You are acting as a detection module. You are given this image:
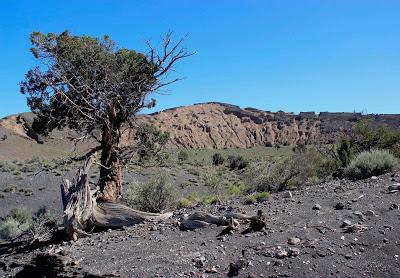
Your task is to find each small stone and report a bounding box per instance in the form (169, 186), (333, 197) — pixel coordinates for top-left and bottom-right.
(205, 266), (218, 273)
(384, 225), (393, 230)
(344, 254), (353, 260)
(389, 204), (399, 210)
(388, 184), (400, 191)
(383, 238), (389, 243)
(193, 256), (206, 268)
(150, 225), (158, 231)
(273, 249), (288, 259)
(316, 250), (327, 257)
(353, 211), (366, 221)
(364, 210), (376, 217)
(288, 237), (301, 246)
(334, 202), (345, 210)
(341, 220), (352, 228)
(283, 191), (293, 198)
(371, 176), (378, 180)
(312, 204), (322, 210)
(288, 247), (300, 257)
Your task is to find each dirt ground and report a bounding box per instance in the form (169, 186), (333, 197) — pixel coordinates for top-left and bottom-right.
(1, 169), (400, 277)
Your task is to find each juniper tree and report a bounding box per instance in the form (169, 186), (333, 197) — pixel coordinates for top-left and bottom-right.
(21, 31), (193, 200)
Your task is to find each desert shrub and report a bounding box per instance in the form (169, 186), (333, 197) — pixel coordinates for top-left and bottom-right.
(351, 121), (400, 157)
(245, 191), (270, 204)
(336, 138), (354, 168)
(0, 208), (32, 239)
(9, 208), (32, 224)
(126, 175), (177, 213)
(0, 219), (22, 239)
(21, 157), (43, 173)
(0, 161), (17, 173)
(344, 149), (398, 180)
(227, 181), (250, 196)
(3, 184), (17, 193)
(212, 153), (225, 165)
(227, 155), (248, 170)
(246, 147), (326, 192)
(178, 150), (189, 162)
(177, 197), (195, 208)
(201, 169), (225, 201)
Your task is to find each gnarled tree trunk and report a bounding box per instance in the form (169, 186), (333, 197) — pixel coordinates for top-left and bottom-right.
(61, 155), (172, 240)
(98, 118), (122, 201)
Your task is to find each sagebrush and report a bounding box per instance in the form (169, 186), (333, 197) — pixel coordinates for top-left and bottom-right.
(344, 149), (398, 180)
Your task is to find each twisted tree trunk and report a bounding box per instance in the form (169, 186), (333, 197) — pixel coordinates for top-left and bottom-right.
(98, 117), (122, 201)
(61, 155), (172, 240)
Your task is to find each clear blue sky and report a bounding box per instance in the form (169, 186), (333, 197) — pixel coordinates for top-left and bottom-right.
(1, 0), (399, 118)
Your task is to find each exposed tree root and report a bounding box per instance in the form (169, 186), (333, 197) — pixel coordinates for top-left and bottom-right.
(61, 156), (173, 240)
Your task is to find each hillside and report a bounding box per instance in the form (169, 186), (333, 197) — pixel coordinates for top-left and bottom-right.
(1, 102), (399, 160)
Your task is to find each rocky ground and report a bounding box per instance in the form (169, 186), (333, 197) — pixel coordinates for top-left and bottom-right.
(1, 171), (400, 277)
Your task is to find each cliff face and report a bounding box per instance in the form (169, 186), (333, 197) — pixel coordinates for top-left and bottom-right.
(140, 103), (400, 149)
(1, 102), (400, 156)
(140, 103), (322, 149)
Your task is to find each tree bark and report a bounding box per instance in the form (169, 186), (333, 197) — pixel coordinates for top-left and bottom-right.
(61, 156), (173, 240)
(98, 119), (122, 201)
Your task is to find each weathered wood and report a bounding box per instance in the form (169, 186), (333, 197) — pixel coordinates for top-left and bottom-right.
(61, 155), (172, 240)
(181, 211), (257, 231)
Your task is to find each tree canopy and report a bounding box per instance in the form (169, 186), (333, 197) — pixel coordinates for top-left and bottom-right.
(21, 30), (193, 200)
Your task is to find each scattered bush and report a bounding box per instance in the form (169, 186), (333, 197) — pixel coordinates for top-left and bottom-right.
(0, 208), (32, 240)
(336, 138), (354, 168)
(245, 191), (270, 204)
(351, 121), (400, 157)
(178, 150), (189, 162)
(0, 218), (23, 239)
(212, 153), (225, 165)
(227, 155), (248, 170)
(246, 147), (327, 192)
(227, 181), (250, 196)
(177, 197), (195, 208)
(3, 185), (17, 193)
(126, 174), (177, 213)
(344, 149), (398, 180)
(201, 169), (225, 200)
(0, 161), (17, 173)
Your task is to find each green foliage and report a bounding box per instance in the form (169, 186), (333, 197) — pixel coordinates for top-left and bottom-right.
(246, 147), (326, 192)
(135, 124), (170, 161)
(227, 155), (248, 170)
(245, 192), (270, 204)
(344, 149), (398, 180)
(0, 208), (32, 240)
(126, 174), (177, 213)
(212, 153), (225, 165)
(201, 169), (225, 201)
(9, 208), (32, 225)
(336, 138), (354, 167)
(178, 192), (222, 207)
(227, 181), (250, 196)
(0, 218), (23, 239)
(177, 197), (196, 208)
(352, 121), (400, 157)
(178, 150), (189, 162)
(0, 161), (17, 173)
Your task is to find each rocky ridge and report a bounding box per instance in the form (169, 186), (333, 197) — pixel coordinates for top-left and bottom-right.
(1, 103), (400, 157)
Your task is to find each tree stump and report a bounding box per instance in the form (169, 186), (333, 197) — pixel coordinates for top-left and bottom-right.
(60, 156), (172, 240)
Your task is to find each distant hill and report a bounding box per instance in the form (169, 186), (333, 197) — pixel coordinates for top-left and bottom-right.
(1, 102), (399, 160)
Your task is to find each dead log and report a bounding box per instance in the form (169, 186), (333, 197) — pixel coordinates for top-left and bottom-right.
(61, 155), (172, 240)
(181, 211), (259, 231)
